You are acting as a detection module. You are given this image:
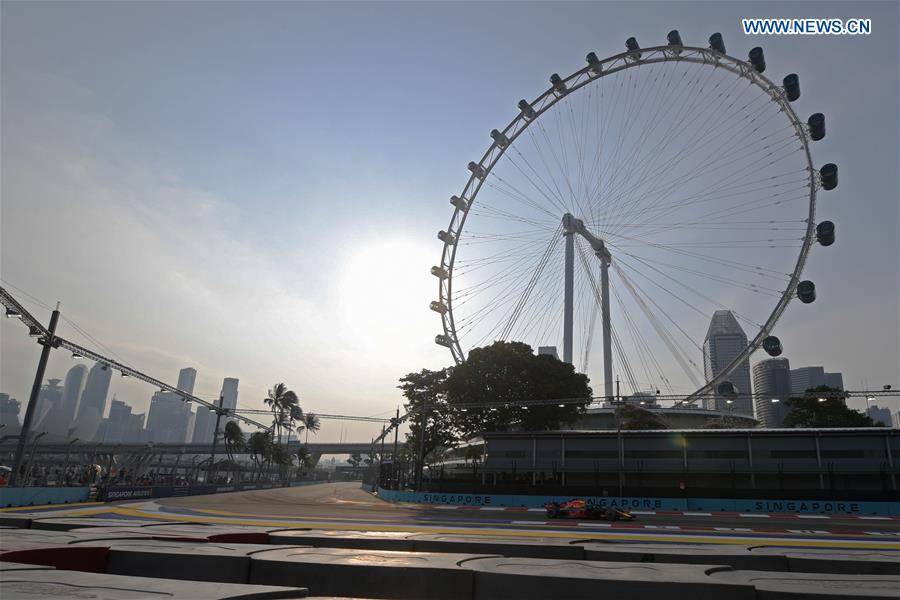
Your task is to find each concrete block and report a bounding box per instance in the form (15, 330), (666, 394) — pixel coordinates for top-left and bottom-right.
(31, 518), (174, 531)
(0, 568), (310, 598)
(410, 533), (585, 559)
(250, 547), (500, 599)
(460, 557), (757, 600)
(102, 542), (311, 584)
(0, 561), (55, 571)
(267, 530), (417, 551)
(749, 546), (900, 575)
(708, 567), (900, 599)
(0, 516), (32, 529)
(579, 542), (789, 570)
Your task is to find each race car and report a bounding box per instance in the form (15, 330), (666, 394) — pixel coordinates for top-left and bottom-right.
(543, 499), (636, 521)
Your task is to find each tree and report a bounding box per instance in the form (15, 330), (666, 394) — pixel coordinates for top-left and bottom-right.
(347, 452), (363, 468)
(615, 403), (669, 430)
(301, 413), (321, 444)
(399, 368), (458, 468)
(444, 341), (592, 437)
(783, 386), (876, 428)
(247, 431), (274, 481)
(264, 383), (300, 446)
(223, 421), (245, 482)
(703, 415), (748, 429)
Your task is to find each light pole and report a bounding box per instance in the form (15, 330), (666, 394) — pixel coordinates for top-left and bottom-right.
(63, 438), (80, 483)
(24, 431), (48, 484)
(9, 303), (60, 487)
(208, 394), (225, 483)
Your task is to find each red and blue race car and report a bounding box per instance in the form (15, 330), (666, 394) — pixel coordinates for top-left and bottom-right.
(543, 499), (636, 521)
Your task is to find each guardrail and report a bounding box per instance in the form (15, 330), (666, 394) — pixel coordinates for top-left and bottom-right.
(374, 486), (900, 515)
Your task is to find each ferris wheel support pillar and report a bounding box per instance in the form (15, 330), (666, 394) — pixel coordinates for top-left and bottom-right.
(563, 231), (575, 364)
(600, 255), (613, 401)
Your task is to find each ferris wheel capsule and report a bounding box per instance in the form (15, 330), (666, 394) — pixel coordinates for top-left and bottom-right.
(438, 230), (456, 245)
(586, 52), (602, 74)
(717, 381), (739, 399)
(819, 163), (838, 190)
(450, 195), (469, 211)
(435, 334), (453, 347)
(550, 73), (567, 95)
(749, 47), (766, 73)
(468, 162), (487, 179)
(667, 30), (683, 47)
(625, 37), (641, 59)
(430, 265), (448, 279)
(709, 32), (726, 54)
(490, 129), (510, 148)
(783, 74), (800, 101)
(816, 221), (835, 246)
(430, 301), (448, 315)
(518, 99), (537, 120)
(763, 336), (783, 356)
(797, 280), (816, 303)
(808, 113), (826, 141)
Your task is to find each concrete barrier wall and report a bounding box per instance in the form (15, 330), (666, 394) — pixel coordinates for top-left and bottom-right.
(0, 486), (91, 508)
(98, 482), (285, 502)
(375, 487), (900, 515)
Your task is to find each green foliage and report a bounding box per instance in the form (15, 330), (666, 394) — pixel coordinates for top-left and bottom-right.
(615, 403), (669, 430)
(347, 452), (363, 468)
(783, 386), (876, 428)
(703, 415), (748, 429)
(399, 368), (458, 463)
(444, 341), (592, 437)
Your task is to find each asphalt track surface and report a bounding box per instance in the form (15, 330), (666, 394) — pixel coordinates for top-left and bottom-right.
(5, 483), (899, 550)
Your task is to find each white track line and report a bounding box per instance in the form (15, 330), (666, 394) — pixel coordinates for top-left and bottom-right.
(738, 513), (770, 518)
(796, 515), (830, 519)
(857, 516), (891, 520)
(683, 512), (713, 516)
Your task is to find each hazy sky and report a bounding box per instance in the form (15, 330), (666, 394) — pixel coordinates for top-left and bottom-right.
(2, 1), (898, 440)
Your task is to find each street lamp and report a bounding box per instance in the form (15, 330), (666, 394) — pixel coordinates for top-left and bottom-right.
(24, 431), (48, 484)
(62, 438), (80, 483)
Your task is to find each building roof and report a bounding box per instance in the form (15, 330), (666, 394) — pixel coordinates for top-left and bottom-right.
(705, 310), (746, 341)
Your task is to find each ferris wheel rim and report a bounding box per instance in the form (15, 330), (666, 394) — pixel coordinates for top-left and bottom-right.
(435, 43), (819, 401)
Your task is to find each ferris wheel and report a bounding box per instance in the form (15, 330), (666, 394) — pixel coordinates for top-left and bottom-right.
(431, 31), (837, 403)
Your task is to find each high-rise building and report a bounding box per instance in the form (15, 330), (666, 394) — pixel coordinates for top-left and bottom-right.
(220, 377), (239, 428)
(145, 367), (196, 443)
(893, 411), (900, 429)
(0, 393), (21, 431)
(34, 378), (63, 426)
(752, 358), (792, 427)
(866, 405), (892, 427)
(77, 363), (113, 422)
(71, 362), (114, 440)
(177, 368), (197, 395)
(40, 364), (87, 437)
(790, 366), (845, 397)
(702, 310), (753, 416)
(538, 346), (560, 361)
(192, 404), (214, 443)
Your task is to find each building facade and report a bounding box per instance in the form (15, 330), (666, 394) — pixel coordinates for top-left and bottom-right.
(790, 366), (845, 396)
(702, 310), (753, 416)
(752, 358), (792, 428)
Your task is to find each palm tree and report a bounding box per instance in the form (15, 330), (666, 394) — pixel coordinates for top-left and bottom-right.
(285, 404), (304, 449)
(302, 413), (321, 444)
(247, 431), (272, 481)
(223, 421), (245, 483)
(264, 384), (300, 446)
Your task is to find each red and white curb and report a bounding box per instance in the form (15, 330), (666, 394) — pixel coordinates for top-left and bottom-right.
(411, 505), (899, 520)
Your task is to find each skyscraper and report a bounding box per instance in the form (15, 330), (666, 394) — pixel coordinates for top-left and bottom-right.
(77, 362), (113, 421)
(34, 378), (63, 427)
(790, 366), (845, 397)
(177, 368), (197, 395)
(40, 364), (87, 437)
(702, 310), (753, 416)
(145, 367), (196, 443)
(221, 377), (239, 427)
(866, 405), (892, 427)
(0, 393), (21, 431)
(752, 358), (792, 427)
